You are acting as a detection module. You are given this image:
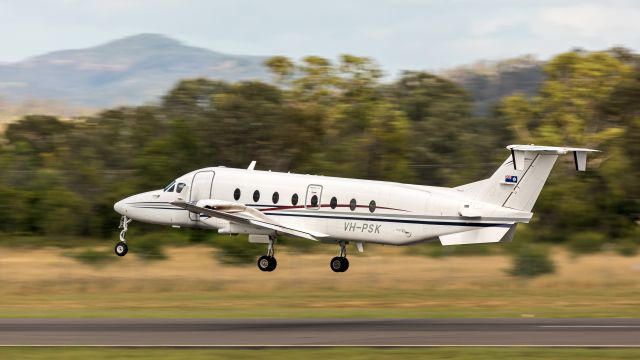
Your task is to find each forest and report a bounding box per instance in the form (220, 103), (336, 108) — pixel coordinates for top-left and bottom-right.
(0, 48), (638, 250)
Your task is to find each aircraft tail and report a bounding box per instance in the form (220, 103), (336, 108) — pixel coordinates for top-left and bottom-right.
(455, 145), (598, 212)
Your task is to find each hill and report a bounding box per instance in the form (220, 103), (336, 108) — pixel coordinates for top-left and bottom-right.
(440, 55), (544, 116)
(0, 34), (270, 108)
(0, 34), (547, 114)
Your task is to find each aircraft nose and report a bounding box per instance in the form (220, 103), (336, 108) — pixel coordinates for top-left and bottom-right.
(114, 199), (128, 215)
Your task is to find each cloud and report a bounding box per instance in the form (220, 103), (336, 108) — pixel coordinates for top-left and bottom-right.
(0, 0), (638, 72)
(470, 14), (530, 37)
(536, 3), (640, 37)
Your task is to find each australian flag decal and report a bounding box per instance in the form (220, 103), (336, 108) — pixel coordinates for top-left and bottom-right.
(505, 175), (518, 183)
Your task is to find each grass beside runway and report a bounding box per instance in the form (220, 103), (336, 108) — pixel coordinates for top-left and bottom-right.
(1, 245), (639, 318)
(1, 348), (640, 360)
(1, 288), (640, 318)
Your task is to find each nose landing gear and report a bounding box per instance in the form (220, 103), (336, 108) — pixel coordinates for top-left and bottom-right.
(115, 216), (132, 257)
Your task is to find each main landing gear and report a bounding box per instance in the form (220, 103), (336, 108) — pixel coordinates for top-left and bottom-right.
(330, 241), (349, 273)
(115, 216), (132, 257)
(257, 235), (277, 272)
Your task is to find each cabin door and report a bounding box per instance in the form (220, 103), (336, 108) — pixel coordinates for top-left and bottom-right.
(305, 184), (323, 210)
(189, 170), (215, 220)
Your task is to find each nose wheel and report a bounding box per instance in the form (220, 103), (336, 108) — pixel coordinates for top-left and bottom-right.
(115, 242), (128, 256)
(115, 216), (132, 257)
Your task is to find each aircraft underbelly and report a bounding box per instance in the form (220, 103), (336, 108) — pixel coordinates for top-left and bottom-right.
(275, 215), (482, 245)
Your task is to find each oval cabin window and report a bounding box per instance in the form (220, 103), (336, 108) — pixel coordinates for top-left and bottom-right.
(291, 193), (299, 206)
(311, 195), (319, 207)
(272, 192), (279, 204)
(369, 200), (376, 213)
(330, 197), (337, 209)
(349, 199), (357, 211)
(253, 190), (260, 202)
(233, 188), (241, 201)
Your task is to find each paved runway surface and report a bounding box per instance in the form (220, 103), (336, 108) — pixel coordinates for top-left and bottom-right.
(1, 318), (639, 346)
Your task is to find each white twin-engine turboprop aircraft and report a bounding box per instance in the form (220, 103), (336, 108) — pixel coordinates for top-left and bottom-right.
(113, 144), (597, 272)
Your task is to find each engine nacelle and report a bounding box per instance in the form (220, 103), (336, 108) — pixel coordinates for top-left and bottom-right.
(218, 223), (273, 235)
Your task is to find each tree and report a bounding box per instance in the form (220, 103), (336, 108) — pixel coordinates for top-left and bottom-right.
(496, 50), (636, 240)
(389, 71), (491, 186)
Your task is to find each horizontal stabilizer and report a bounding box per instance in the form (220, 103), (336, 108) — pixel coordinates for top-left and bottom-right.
(439, 225), (513, 246)
(507, 144), (598, 172)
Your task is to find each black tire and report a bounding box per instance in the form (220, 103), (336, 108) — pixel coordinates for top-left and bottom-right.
(257, 255), (270, 271)
(330, 256), (343, 272)
(330, 256), (349, 272)
(114, 242), (128, 257)
(258, 255), (277, 272)
(340, 257), (349, 272)
(267, 257), (277, 272)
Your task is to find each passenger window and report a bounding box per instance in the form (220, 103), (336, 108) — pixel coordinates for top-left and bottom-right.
(176, 183), (186, 193)
(234, 188), (241, 201)
(272, 192), (279, 204)
(291, 193), (299, 206)
(349, 199), (357, 211)
(311, 195), (318, 207)
(369, 200), (376, 213)
(330, 197), (337, 209)
(253, 190), (260, 202)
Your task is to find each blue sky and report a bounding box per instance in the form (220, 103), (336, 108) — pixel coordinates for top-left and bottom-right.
(1, 0), (638, 76)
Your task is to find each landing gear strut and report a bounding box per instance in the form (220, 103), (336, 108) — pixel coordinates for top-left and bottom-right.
(330, 241), (349, 272)
(115, 216), (132, 257)
(257, 235), (277, 272)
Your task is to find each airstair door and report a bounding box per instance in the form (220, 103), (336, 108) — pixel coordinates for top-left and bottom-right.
(305, 184), (323, 210)
(189, 171), (215, 220)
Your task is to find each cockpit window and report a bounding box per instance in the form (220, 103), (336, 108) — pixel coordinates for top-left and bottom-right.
(176, 183), (186, 193)
(164, 181), (176, 192)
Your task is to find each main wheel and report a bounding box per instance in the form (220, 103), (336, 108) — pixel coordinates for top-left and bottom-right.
(114, 242), (128, 257)
(330, 256), (349, 272)
(257, 255), (277, 272)
(267, 256), (277, 272)
(341, 257), (349, 272)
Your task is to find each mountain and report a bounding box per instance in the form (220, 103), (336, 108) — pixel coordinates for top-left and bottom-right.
(0, 34), (546, 113)
(0, 34), (270, 108)
(440, 55), (544, 116)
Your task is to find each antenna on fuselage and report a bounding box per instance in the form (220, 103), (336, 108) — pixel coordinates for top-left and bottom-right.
(247, 161), (257, 170)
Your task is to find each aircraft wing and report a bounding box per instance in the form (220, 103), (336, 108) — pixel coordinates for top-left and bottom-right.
(170, 200), (327, 241)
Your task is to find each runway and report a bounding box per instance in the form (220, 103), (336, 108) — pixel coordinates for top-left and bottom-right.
(1, 318), (639, 346)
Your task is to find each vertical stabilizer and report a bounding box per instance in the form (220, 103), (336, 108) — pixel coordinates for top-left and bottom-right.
(455, 145), (598, 212)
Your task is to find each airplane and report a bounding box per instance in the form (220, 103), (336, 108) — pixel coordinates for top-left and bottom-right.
(113, 144), (598, 272)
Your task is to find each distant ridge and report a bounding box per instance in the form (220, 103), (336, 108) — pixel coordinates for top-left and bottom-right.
(0, 34), (546, 113)
(0, 34), (270, 108)
(439, 56), (544, 116)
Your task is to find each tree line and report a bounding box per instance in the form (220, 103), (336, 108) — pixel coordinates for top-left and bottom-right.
(0, 48), (637, 245)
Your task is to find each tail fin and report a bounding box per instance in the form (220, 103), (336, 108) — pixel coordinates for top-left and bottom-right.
(456, 145), (598, 212)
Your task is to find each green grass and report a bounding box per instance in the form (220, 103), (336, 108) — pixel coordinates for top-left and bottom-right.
(1, 347), (639, 360)
(1, 288), (639, 319)
(2, 240), (639, 319)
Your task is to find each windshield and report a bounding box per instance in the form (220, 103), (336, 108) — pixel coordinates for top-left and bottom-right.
(164, 181), (176, 192)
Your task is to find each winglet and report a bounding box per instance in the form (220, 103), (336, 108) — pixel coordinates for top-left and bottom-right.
(247, 161), (257, 170)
